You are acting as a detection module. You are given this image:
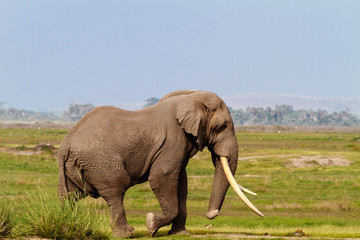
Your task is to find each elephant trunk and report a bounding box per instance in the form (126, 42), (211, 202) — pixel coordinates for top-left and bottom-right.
(206, 136), (264, 218)
(206, 149), (237, 219)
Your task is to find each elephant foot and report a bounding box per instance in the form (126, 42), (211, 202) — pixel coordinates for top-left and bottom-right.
(112, 224), (135, 238)
(168, 227), (190, 236)
(146, 212), (158, 237)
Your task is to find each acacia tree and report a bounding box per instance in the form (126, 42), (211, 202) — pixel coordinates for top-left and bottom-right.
(62, 103), (95, 122)
(143, 97), (159, 108)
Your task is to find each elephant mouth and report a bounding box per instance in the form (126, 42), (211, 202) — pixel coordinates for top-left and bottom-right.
(220, 156), (264, 217)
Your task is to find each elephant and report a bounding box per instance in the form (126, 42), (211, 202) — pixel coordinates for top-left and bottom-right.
(57, 90), (263, 238)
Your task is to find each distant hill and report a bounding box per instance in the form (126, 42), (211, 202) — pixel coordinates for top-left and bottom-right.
(222, 94), (360, 117)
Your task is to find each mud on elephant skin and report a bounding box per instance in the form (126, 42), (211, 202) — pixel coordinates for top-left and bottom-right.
(57, 90), (263, 238)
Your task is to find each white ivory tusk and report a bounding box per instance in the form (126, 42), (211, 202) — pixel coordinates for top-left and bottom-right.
(220, 157), (264, 217)
(237, 183), (257, 196)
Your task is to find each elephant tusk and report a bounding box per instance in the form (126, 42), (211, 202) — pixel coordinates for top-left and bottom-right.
(220, 157), (264, 217)
(237, 183), (257, 196)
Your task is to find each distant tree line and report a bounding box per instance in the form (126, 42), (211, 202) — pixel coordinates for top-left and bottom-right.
(1, 101), (359, 126)
(0, 102), (95, 122)
(229, 105), (360, 126)
(0, 102), (59, 122)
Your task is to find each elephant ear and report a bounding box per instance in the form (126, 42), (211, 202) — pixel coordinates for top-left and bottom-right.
(175, 96), (208, 150)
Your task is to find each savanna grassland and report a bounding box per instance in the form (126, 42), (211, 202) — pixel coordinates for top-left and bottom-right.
(0, 125), (360, 239)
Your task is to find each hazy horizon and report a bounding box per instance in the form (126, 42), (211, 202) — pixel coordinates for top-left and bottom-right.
(2, 93), (360, 113)
(1, 1), (359, 111)
(2, 93), (360, 118)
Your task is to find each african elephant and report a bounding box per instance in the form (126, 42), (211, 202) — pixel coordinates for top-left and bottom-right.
(57, 90), (263, 238)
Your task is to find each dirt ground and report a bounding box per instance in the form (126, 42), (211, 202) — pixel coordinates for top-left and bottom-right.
(287, 155), (351, 168)
(238, 154), (351, 168)
(193, 233), (360, 240)
(21, 234), (360, 240)
(0, 144), (57, 156)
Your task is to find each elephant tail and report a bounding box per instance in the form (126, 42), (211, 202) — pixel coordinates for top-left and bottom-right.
(57, 148), (70, 199)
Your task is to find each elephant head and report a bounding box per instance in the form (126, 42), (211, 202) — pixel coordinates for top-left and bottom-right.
(160, 90), (264, 218)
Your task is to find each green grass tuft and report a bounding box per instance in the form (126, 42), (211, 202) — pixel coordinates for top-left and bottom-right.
(20, 192), (110, 240)
(0, 202), (14, 237)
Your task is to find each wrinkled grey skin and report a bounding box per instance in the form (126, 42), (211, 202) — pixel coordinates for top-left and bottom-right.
(58, 90), (238, 238)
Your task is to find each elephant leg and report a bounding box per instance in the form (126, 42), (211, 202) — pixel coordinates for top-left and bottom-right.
(147, 170), (179, 236)
(168, 168), (190, 235)
(105, 194), (135, 238)
(96, 170), (135, 238)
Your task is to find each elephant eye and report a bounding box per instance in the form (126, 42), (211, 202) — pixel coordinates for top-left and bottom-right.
(204, 106), (211, 115)
(217, 122), (228, 132)
(222, 121), (229, 128)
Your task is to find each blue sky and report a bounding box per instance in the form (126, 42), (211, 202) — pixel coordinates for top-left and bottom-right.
(1, 0), (359, 111)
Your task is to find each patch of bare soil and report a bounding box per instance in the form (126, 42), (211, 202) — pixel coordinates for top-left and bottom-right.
(193, 233), (360, 240)
(238, 155), (290, 161)
(2, 149), (39, 155)
(0, 144), (56, 155)
(25, 238), (51, 240)
(238, 154), (351, 168)
(15, 235), (360, 240)
(287, 155), (351, 168)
